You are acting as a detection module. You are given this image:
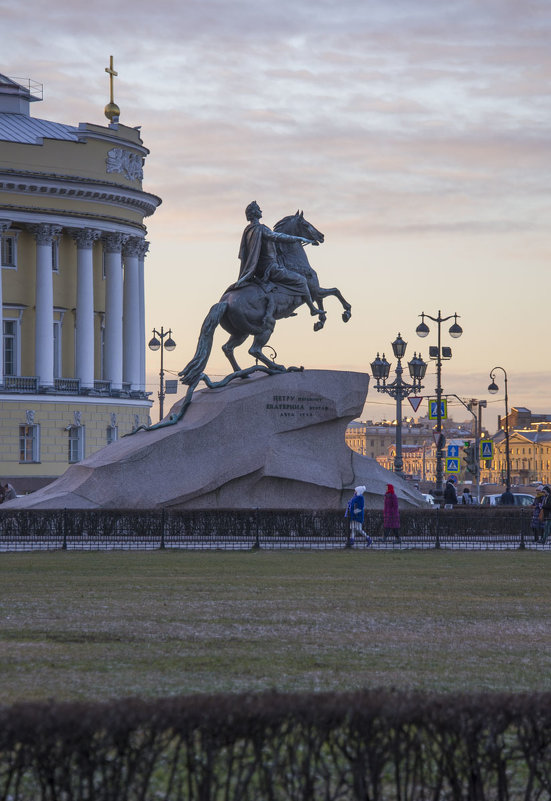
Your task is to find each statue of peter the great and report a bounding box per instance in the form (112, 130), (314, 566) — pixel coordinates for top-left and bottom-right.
(232, 201), (324, 319)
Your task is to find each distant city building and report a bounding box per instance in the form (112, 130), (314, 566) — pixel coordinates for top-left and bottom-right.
(376, 439), (475, 484)
(347, 407), (551, 489)
(345, 417), (478, 485)
(345, 417), (441, 460)
(498, 407), (551, 432)
(477, 409), (551, 486)
(0, 71), (161, 490)
(481, 426), (551, 486)
(376, 443), (435, 482)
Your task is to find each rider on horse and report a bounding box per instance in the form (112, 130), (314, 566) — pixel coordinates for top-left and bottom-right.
(232, 201), (325, 327)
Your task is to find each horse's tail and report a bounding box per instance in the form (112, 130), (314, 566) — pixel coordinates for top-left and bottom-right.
(179, 300), (228, 386)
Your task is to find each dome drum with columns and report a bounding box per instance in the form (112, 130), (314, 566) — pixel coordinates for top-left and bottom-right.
(0, 70), (161, 491)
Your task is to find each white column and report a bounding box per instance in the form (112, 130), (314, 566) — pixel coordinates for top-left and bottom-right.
(31, 224), (61, 387)
(138, 240), (148, 392)
(0, 219), (10, 386)
(102, 232), (125, 392)
(71, 228), (101, 390)
(123, 237), (142, 391)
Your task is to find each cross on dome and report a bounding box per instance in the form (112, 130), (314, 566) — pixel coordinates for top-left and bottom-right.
(104, 55), (120, 123)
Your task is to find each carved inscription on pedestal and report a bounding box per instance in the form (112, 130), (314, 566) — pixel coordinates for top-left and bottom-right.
(265, 394), (333, 419)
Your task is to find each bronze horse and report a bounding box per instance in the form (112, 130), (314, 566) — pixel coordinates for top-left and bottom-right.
(179, 211), (351, 386)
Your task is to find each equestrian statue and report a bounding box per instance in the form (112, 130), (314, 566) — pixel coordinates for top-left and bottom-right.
(130, 202), (351, 433)
(179, 201), (352, 387)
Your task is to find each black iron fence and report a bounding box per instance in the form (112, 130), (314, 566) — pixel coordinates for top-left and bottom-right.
(0, 507), (543, 551)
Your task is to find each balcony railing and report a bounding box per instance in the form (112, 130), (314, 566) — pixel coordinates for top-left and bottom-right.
(3, 376), (40, 393)
(0, 376), (147, 400)
(54, 378), (80, 394)
(93, 380), (111, 395)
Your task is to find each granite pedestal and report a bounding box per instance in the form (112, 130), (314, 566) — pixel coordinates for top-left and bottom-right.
(6, 370), (424, 510)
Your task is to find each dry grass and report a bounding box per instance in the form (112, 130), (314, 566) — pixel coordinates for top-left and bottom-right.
(0, 550), (549, 703)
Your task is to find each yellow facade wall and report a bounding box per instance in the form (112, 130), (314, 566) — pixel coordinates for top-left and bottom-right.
(0, 125), (145, 187)
(0, 397), (151, 481)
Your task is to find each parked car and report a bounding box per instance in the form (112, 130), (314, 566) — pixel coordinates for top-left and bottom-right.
(480, 493), (534, 507)
(421, 493), (435, 506)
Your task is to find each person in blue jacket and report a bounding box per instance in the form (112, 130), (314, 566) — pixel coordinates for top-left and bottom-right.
(344, 485), (372, 547)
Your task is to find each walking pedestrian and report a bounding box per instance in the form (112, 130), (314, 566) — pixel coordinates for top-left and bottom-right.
(530, 489), (545, 543)
(383, 483), (401, 543)
(344, 486), (372, 547)
(461, 487), (474, 505)
(500, 487), (515, 505)
(540, 486), (551, 545)
(443, 478), (458, 506)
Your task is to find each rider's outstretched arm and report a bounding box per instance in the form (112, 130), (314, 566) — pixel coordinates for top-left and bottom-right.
(265, 230), (315, 245)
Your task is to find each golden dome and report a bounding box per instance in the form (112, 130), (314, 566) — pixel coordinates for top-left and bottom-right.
(104, 101), (120, 122)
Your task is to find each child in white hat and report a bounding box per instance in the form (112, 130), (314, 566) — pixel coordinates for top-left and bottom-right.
(344, 485), (372, 547)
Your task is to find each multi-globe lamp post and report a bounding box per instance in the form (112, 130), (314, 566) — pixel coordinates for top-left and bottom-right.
(488, 366), (511, 491)
(370, 334), (427, 475)
(415, 311), (463, 504)
(148, 326), (176, 422)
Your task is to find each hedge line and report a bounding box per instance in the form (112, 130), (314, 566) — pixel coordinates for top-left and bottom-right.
(1, 690), (550, 799)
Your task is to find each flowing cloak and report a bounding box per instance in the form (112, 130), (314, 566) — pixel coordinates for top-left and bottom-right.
(237, 222), (264, 285)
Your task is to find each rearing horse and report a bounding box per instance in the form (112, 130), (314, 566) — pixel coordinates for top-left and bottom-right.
(179, 211), (351, 387)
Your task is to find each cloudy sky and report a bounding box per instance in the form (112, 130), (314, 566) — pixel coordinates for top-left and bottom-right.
(4, 0), (551, 429)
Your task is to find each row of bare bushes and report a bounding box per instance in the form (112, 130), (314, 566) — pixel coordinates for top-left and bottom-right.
(2, 690), (550, 800)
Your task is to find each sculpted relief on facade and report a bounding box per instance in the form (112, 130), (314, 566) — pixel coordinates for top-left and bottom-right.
(106, 148), (143, 182)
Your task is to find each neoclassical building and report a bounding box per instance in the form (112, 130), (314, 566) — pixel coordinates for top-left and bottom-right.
(480, 428), (551, 486)
(0, 71), (161, 491)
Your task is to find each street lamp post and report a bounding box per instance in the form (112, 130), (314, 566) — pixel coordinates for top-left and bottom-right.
(488, 366), (511, 491)
(466, 398), (486, 502)
(416, 311), (463, 504)
(148, 326), (176, 422)
(370, 334), (427, 475)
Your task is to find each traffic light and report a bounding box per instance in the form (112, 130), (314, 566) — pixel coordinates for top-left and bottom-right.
(463, 443), (479, 476)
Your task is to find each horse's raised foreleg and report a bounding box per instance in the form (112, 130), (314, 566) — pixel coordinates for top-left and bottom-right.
(313, 306), (327, 332)
(248, 328), (287, 372)
(313, 287), (352, 322)
(222, 332), (248, 373)
(303, 272), (328, 331)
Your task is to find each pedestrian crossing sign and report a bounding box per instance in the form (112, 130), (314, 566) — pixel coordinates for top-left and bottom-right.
(446, 458), (460, 473)
(480, 439), (494, 460)
(428, 398), (447, 420)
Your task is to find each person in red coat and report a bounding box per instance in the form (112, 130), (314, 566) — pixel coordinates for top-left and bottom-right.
(383, 483), (401, 543)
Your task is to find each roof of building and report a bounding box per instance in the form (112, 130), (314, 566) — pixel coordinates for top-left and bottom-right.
(0, 74), (79, 144)
(0, 112), (79, 144)
(510, 430), (551, 443)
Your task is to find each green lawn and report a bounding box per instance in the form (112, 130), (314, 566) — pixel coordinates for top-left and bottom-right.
(0, 550), (549, 703)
